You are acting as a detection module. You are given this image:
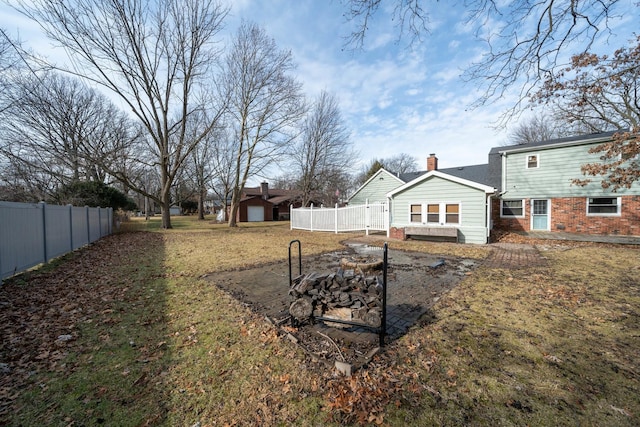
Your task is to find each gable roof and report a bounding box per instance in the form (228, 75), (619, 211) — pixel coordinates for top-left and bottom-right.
(241, 185), (301, 206)
(489, 130), (618, 155)
(348, 168), (405, 201)
(387, 169), (496, 197)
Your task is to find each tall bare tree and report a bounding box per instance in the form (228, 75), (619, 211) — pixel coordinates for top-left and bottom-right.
(292, 90), (352, 206)
(14, 0), (229, 228)
(208, 128), (237, 221)
(222, 21), (305, 227)
(183, 112), (225, 220)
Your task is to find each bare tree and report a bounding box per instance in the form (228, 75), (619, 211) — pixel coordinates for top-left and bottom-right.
(505, 113), (567, 146)
(208, 128), (238, 221)
(0, 72), (139, 200)
(292, 90), (352, 206)
(222, 21), (305, 227)
(0, 28), (26, 115)
(184, 113), (225, 220)
(381, 153), (418, 174)
(343, 1), (632, 113)
(14, 0), (229, 228)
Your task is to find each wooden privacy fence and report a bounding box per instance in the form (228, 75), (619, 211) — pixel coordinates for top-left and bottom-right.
(0, 201), (113, 280)
(290, 201), (389, 235)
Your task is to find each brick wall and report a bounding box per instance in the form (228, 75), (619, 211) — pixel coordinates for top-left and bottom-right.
(389, 227), (406, 240)
(492, 198), (530, 232)
(492, 196), (640, 236)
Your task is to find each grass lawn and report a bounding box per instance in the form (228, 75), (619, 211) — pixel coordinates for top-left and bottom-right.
(1, 216), (638, 426)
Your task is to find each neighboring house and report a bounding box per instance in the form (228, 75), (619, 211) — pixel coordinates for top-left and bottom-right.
(489, 131), (640, 236)
(232, 182), (303, 222)
(349, 154), (496, 244)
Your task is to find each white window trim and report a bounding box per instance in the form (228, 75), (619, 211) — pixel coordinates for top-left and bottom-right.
(409, 203), (423, 224)
(408, 202), (462, 226)
(525, 153), (540, 169)
(586, 196), (621, 217)
(500, 199), (525, 218)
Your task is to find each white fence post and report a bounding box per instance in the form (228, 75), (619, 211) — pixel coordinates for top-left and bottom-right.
(365, 200), (369, 236)
(334, 203), (338, 234)
(310, 203), (314, 232)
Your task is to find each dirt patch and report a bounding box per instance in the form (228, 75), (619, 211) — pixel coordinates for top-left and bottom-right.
(207, 241), (479, 369)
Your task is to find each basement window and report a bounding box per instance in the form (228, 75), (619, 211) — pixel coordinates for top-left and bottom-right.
(501, 199), (524, 217)
(587, 197), (620, 216)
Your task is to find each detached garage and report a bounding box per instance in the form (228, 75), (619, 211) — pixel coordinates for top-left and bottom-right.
(247, 205), (265, 222)
(230, 182), (303, 223)
(236, 197), (273, 222)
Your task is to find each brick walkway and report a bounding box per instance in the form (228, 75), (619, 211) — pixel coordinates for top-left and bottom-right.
(483, 243), (548, 269)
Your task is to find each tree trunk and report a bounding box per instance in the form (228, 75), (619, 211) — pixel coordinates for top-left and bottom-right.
(160, 188), (172, 229)
(161, 203), (172, 228)
(228, 189), (239, 227)
(198, 188), (205, 220)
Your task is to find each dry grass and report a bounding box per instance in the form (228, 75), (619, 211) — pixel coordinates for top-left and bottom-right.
(383, 244), (640, 426)
(2, 216), (639, 426)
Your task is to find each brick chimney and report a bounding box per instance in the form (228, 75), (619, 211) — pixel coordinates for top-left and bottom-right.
(260, 182), (269, 200)
(427, 153), (438, 171)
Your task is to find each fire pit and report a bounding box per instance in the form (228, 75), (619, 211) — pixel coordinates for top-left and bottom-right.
(288, 240), (388, 347)
(339, 255), (384, 273)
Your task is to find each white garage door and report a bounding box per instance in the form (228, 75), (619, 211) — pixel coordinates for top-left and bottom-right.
(247, 206), (264, 222)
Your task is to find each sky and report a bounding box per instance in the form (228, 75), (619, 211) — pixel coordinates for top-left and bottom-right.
(1, 0), (638, 178)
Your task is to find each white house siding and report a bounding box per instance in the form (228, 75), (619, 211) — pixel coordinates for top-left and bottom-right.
(349, 170), (404, 205)
(390, 175), (490, 244)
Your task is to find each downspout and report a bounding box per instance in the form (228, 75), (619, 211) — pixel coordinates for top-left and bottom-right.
(501, 153), (507, 193)
(486, 193), (493, 244)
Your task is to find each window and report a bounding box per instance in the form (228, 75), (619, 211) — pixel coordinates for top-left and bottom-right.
(412, 202), (461, 225)
(526, 154), (539, 169)
(410, 204), (421, 222)
(501, 199), (524, 217)
(587, 197), (620, 215)
(426, 204), (439, 223)
(445, 204), (459, 224)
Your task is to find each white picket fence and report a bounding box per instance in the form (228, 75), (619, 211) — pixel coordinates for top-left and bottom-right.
(290, 201), (389, 235)
(0, 201), (113, 280)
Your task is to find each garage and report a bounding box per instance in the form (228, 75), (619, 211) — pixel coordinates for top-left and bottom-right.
(247, 206), (265, 222)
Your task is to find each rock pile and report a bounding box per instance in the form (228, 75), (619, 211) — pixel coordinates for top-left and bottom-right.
(288, 268), (384, 328)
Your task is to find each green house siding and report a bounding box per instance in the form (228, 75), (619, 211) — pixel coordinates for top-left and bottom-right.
(349, 170), (403, 205)
(503, 143), (638, 199)
(390, 176), (489, 244)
